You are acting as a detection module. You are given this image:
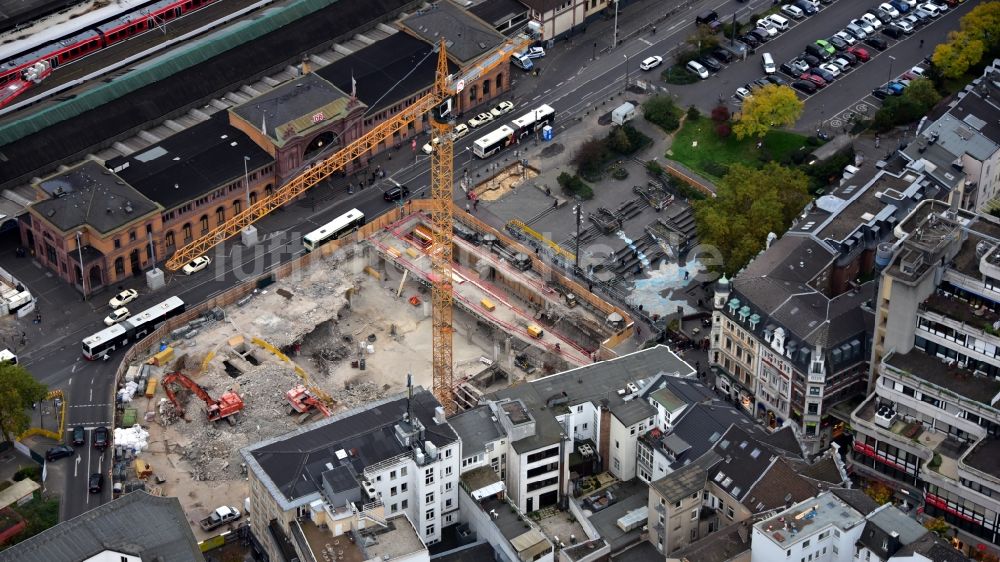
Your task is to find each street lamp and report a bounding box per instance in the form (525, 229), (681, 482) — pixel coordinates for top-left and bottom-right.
(243, 155), (252, 210)
(623, 54), (630, 90)
(573, 200), (583, 269)
(75, 231), (87, 299)
(886, 55), (896, 96)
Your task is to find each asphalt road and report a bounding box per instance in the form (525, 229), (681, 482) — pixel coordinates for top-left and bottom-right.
(671, 0), (979, 132)
(8, 0), (975, 522)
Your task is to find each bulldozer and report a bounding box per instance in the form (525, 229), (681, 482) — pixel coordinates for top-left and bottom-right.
(162, 372), (244, 424)
(286, 385), (332, 424)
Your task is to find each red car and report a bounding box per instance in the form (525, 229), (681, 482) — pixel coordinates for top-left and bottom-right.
(847, 46), (870, 61)
(799, 73), (828, 88)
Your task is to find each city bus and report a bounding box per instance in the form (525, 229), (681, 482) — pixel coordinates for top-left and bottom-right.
(510, 104), (555, 141)
(302, 208), (365, 251)
(82, 296), (185, 359)
(472, 125), (515, 158)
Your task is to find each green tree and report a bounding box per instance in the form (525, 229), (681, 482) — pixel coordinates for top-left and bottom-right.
(0, 362), (47, 443)
(571, 138), (609, 178)
(606, 127), (632, 154)
(959, 1), (1000, 48)
(693, 162), (809, 275)
(864, 482), (892, 505)
(643, 96), (683, 133)
(687, 25), (720, 54)
(733, 85), (804, 140)
(923, 516), (951, 537)
(873, 78), (942, 131)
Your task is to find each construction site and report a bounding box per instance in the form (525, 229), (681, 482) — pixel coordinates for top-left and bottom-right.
(110, 206), (632, 539)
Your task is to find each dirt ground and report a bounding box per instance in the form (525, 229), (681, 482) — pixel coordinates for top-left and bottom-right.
(124, 248), (499, 539)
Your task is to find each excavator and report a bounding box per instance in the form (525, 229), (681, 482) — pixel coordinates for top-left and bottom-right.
(286, 385), (332, 423)
(162, 372), (244, 424)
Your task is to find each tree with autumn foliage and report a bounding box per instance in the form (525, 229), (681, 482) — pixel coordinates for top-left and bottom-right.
(733, 84), (804, 140)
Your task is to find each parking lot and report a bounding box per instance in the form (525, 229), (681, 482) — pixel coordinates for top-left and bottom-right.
(672, 0), (978, 133)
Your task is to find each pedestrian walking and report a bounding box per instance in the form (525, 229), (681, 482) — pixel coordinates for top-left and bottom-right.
(473, 199), (479, 211)
(919, 39), (924, 48)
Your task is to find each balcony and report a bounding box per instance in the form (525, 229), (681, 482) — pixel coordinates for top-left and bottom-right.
(921, 293), (1000, 339)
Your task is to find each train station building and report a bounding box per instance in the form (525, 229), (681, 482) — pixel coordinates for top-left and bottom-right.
(14, 1), (515, 296)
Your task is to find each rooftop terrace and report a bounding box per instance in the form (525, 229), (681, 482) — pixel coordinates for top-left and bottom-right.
(756, 492), (864, 547)
(884, 348), (1000, 406)
(963, 437), (1000, 478)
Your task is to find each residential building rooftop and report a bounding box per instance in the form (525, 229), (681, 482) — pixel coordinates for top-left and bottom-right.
(448, 405), (504, 456)
(0, 491), (203, 562)
(489, 346), (692, 453)
(477, 495), (551, 560)
(241, 387), (456, 509)
(667, 519), (752, 562)
(650, 451), (718, 503)
(434, 542), (498, 562)
(741, 457), (819, 515)
(755, 491), (866, 548)
(609, 541), (663, 562)
(31, 160), (160, 235)
(857, 505), (928, 560)
(884, 348), (1000, 406)
(584, 479), (649, 552)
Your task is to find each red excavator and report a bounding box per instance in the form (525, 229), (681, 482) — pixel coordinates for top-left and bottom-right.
(162, 372), (244, 424)
(286, 385), (332, 422)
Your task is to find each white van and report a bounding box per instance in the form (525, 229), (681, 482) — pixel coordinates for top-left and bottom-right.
(762, 52), (775, 74)
(686, 60), (709, 79)
(767, 13), (790, 31)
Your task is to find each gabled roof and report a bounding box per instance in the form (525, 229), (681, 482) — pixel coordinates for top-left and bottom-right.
(708, 425), (781, 502)
(857, 505), (928, 560)
(0, 492), (203, 562)
(242, 387), (456, 508)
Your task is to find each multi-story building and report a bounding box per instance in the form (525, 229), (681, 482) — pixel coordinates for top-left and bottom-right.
(241, 386), (460, 561)
(711, 164), (949, 452)
(900, 59), (1000, 213)
(646, 424), (826, 556)
(16, 4), (513, 295)
(484, 345), (694, 512)
(858, 201), (1000, 550)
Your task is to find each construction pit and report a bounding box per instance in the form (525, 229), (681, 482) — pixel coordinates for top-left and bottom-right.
(113, 211), (630, 540)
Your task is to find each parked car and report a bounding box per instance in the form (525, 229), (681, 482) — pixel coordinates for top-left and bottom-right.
(489, 101), (515, 118)
(902, 14), (922, 28)
(818, 63), (841, 78)
(383, 185), (410, 202)
(919, 2), (942, 16)
(103, 307), (130, 326)
(640, 55), (664, 71)
(834, 30), (857, 45)
(72, 425), (86, 446)
(801, 54), (821, 68)
(879, 2), (900, 17)
(781, 59), (810, 75)
(182, 256), (211, 275)
(749, 28), (771, 43)
(805, 43), (832, 62)
(888, 80), (907, 94)
(890, 0), (911, 13)
(815, 39), (835, 55)
(882, 24), (905, 39)
(829, 58), (851, 72)
(911, 7), (933, 22)
(453, 123), (470, 138)
(872, 87), (891, 100)
(894, 19), (914, 34)
(780, 4), (805, 19)
(925, 0), (947, 12)
(735, 86), (753, 101)
(525, 46), (546, 58)
(794, 0), (818, 15)
(811, 66), (836, 82)
(89, 473), (104, 494)
(765, 74), (788, 86)
(93, 426), (109, 451)
(828, 35), (849, 51)
(836, 53), (857, 66)
(864, 37), (889, 51)
(847, 45), (870, 61)
(468, 112), (493, 128)
(698, 56), (722, 72)
(740, 33), (761, 48)
(874, 8), (895, 23)
(46, 444), (75, 462)
(851, 18), (875, 35)
(109, 289), (138, 309)
(792, 80), (818, 94)
(799, 73), (828, 88)
(845, 23), (868, 40)
(685, 60), (708, 79)
(712, 48), (735, 63)
(756, 19), (778, 36)
(861, 13), (883, 29)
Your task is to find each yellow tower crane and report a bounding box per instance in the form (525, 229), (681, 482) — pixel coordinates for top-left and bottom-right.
(164, 36), (531, 412)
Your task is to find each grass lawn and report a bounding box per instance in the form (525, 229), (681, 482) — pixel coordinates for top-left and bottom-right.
(668, 116), (809, 182)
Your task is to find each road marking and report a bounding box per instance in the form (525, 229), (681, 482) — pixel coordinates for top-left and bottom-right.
(638, 38), (652, 46)
(543, 89), (551, 94)
(555, 82), (564, 87)
(74, 455), (80, 478)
